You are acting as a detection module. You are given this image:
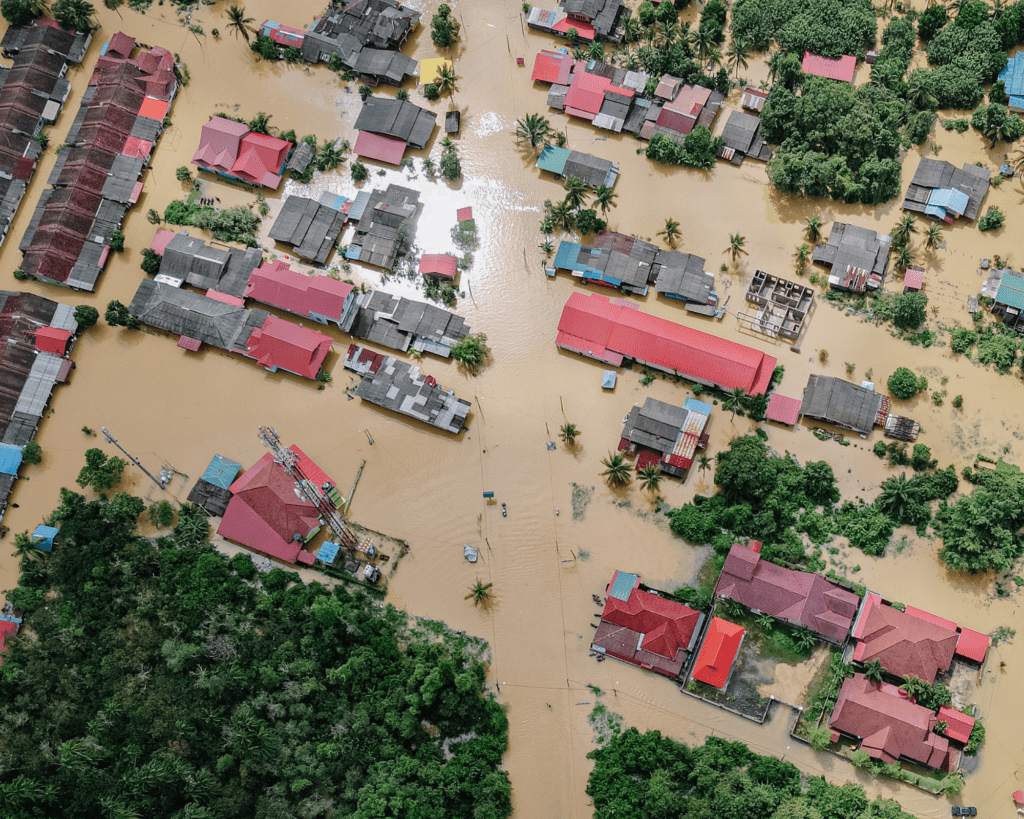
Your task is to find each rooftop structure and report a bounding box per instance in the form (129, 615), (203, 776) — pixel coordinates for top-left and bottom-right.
(617, 397), (712, 477)
(766, 393), (802, 427)
(353, 96), (436, 161)
(902, 159), (990, 222)
(545, 60), (652, 134)
(419, 253), (458, 280)
(258, 20), (306, 49)
(691, 617), (744, 689)
(802, 52), (857, 83)
(18, 38), (177, 290)
(811, 222), (891, 293)
(937, 705), (975, 745)
(829, 674), (952, 769)
(652, 250), (715, 310)
(526, 0), (627, 42)
(591, 570), (703, 678)
(268, 196), (348, 264)
(1, 18), (89, 60)
(191, 117), (292, 189)
(715, 542), (861, 642)
(738, 269), (813, 340)
(552, 239), (652, 296)
(642, 83), (724, 142)
(345, 184), (420, 269)
(0, 617), (19, 664)
(740, 86), (768, 112)
(999, 51), (1024, 112)
(883, 414), (920, 442)
(531, 49), (574, 84)
(990, 270), (1024, 331)
(148, 232), (262, 298)
(343, 290), (468, 358)
(556, 291), (777, 395)
(245, 259), (356, 328)
(535, 145), (619, 188)
(718, 110), (772, 165)
(243, 315), (333, 380)
(342, 344), (471, 434)
(851, 593), (957, 683)
(186, 453), (243, 516)
(799, 374), (887, 435)
(903, 264), (925, 292)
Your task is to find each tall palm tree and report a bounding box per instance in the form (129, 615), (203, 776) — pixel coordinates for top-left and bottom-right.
(693, 27), (714, 65)
(638, 464), (663, 493)
(863, 658), (887, 683)
(104, 0), (124, 18)
(622, 16), (643, 44)
(658, 218), (681, 247)
(726, 40), (751, 79)
(514, 114), (551, 149)
(894, 243), (915, 272)
(562, 176), (589, 211)
(548, 200), (575, 232)
(706, 46), (723, 73)
(226, 4), (256, 43)
(465, 579), (493, 607)
(247, 112), (271, 135)
(727, 233), (747, 262)
(875, 473), (924, 522)
(434, 64), (459, 98)
(805, 215), (823, 244)
(723, 387), (747, 419)
(697, 453), (712, 476)
(586, 40), (605, 61)
(655, 20), (678, 49)
(316, 139), (344, 172)
(906, 74), (936, 110)
(924, 223), (942, 250)
(559, 422), (579, 446)
(891, 214), (917, 247)
(601, 452), (632, 487)
(593, 184), (617, 216)
(13, 531), (42, 562)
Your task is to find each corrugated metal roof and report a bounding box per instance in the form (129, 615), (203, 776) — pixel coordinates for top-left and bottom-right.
(201, 454), (242, 489)
(0, 443), (22, 475)
(536, 145), (571, 175)
(802, 52), (856, 82)
(995, 272), (1024, 310)
(354, 130), (407, 164)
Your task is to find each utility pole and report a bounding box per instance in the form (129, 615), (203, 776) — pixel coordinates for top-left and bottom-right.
(101, 427), (168, 489)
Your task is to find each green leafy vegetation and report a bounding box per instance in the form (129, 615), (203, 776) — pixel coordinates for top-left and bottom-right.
(22, 440), (41, 465)
(163, 202), (261, 246)
(75, 447), (126, 491)
(431, 3), (460, 48)
(450, 332), (490, 373)
(978, 206), (1005, 231)
(73, 305), (99, 330)
(731, 0), (876, 57)
(104, 300), (141, 331)
(645, 128), (724, 169)
(887, 367), (927, 399)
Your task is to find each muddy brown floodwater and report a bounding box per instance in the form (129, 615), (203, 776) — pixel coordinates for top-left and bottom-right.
(1, 0), (1024, 816)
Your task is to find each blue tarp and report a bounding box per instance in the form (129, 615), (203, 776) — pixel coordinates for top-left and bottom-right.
(684, 397), (714, 416)
(317, 542), (341, 564)
(0, 444), (22, 476)
(201, 454), (243, 490)
(345, 244), (362, 260)
(553, 241), (581, 269)
(31, 525), (58, 553)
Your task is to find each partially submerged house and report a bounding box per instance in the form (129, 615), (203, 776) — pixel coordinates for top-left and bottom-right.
(690, 617), (744, 689)
(991, 270), (1024, 331)
(811, 222), (891, 293)
(798, 374), (887, 436)
(343, 291), (468, 357)
(552, 237), (654, 296)
(268, 196), (348, 264)
(18, 36), (177, 290)
(802, 52), (857, 83)
(186, 453), (242, 517)
(738, 269), (813, 340)
(535, 145), (618, 188)
(534, 56), (651, 135)
(765, 393), (802, 427)
(715, 542), (861, 643)
(617, 397), (712, 478)
(652, 250), (717, 314)
(257, 20), (306, 49)
(718, 110), (772, 165)
(191, 117), (293, 189)
(342, 344), (471, 434)
(902, 159), (990, 222)
(999, 51), (1024, 112)
(345, 184), (420, 269)
(526, 0), (628, 43)
(556, 291), (777, 395)
(591, 570), (704, 679)
(642, 82), (725, 143)
(352, 96), (436, 164)
(244, 260), (356, 329)
(147, 231), (263, 298)
(903, 264), (925, 293)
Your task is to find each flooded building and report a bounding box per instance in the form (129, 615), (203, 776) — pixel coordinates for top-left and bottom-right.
(0, 22), (85, 249)
(342, 344), (471, 434)
(715, 542), (861, 643)
(18, 35), (177, 290)
(999, 51), (1024, 112)
(556, 291), (778, 395)
(147, 231), (262, 298)
(990, 270), (1024, 331)
(717, 110), (772, 165)
(526, 0), (627, 42)
(343, 291), (468, 357)
(268, 196), (348, 265)
(418, 253), (458, 281)
(590, 570), (704, 679)
(641, 82), (724, 143)
(652, 250), (716, 313)
(353, 97), (436, 164)
(811, 222), (891, 293)
(244, 260), (356, 329)
(535, 145), (619, 187)
(798, 374), (887, 435)
(738, 269), (814, 340)
(902, 159), (990, 222)
(801, 52), (857, 83)
(547, 61), (648, 133)
(186, 453), (242, 517)
(552, 238), (653, 296)
(345, 184), (420, 269)
(191, 117), (293, 189)
(257, 20), (306, 49)
(690, 617), (744, 689)
(617, 396), (712, 478)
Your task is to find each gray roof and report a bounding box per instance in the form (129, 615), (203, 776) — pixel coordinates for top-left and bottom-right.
(99, 154), (145, 203)
(350, 185), (420, 269)
(811, 222), (891, 292)
(287, 141), (315, 172)
(157, 233), (262, 297)
(563, 150), (618, 188)
(353, 48), (417, 85)
(128, 278), (259, 350)
(799, 374), (882, 435)
(187, 478), (233, 516)
(560, 0), (624, 38)
(130, 115), (163, 142)
(621, 398), (686, 454)
(269, 196), (347, 265)
(653, 252), (712, 303)
(344, 290), (467, 356)
(721, 110), (760, 154)
(14, 353), (62, 420)
(306, 0), (420, 52)
(903, 159), (991, 221)
(353, 96), (436, 148)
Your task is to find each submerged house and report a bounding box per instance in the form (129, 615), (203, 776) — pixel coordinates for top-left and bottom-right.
(652, 250), (716, 314)
(191, 117), (293, 189)
(343, 291), (468, 357)
(902, 159), (990, 222)
(526, 0), (628, 43)
(244, 260), (356, 329)
(552, 236), (654, 296)
(147, 231), (263, 298)
(999, 51), (1024, 112)
(353, 96), (436, 164)
(801, 52), (857, 83)
(991, 270), (1024, 331)
(268, 196), (348, 265)
(617, 397), (712, 478)
(591, 570), (704, 678)
(535, 145), (619, 187)
(345, 184), (420, 269)
(811, 222), (891, 293)
(690, 617), (745, 689)
(187, 453), (242, 517)
(641, 82), (724, 143)
(718, 110), (772, 165)
(798, 374), (887, 436)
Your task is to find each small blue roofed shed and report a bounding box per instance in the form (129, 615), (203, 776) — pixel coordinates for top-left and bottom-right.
(31, 525), (58, 553)
(317, 542), (341, 565)
(999, 52), (1024, 112)
(201, 455), (243, 490)
(0, 444), (22, 476)
(925, 187), (970, 221)
(602, 370), (617, 389)
(609, 570), (640, 601)
(536, 145), (572, 176)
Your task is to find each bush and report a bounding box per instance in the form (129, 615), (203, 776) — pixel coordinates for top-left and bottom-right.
(431, 3), (460, 48)
(873, 441), (887, 458)
(911, 444), (937, 471)
(978, 206), (1004, 231)
(22, 440), (41, 465)
(175, 166), (192, 182)
(698, 0), (727, 44)
(105, 300), (140, 330)
(887, 367), (923, 399)
(950, 326), (977, 354)
(423, 83), (440, 101)
(351, 160), (368, 182)
(891, 291), (927, 330)
(668, 504), (720, 545)
(916, 4), (948, 41)
(73, 305), (99, 330)
(1, 0), (39, 27)
(140, 248), (161, 276)
(108, 229), (125, 253)
(990, 80), (1009, 106)
(450, 332), (490, 373)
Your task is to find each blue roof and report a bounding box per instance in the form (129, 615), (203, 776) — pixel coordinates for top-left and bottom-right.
(32, 525), (58, 552)
(0, 444), (22, 476)
(554, 241), (582, 269)
(601, 369), (617, 388)
(348, 190), (372, 222)
(317, 542), (341, 563)
(927, 187), (969, 216)
(609, 571), (639, 600)
(684, 397), (714, 415)
(996, 272), (1024, 310)
(345, 244), (362, 260)
(201, 454), (243, 490)
(999, 52), (1024, 97)
(1010, 94), (1024, 112)
(318, 191), (351, 212)
(924, 204), (946, 220)
(536, 145), (571, 175)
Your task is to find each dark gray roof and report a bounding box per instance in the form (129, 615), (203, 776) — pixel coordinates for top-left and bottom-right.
(560, 0), (624, 38)
(350, 185), (420, 269)
(344, 290), (467, 356)
(653, 252), (712, 303)
(130, 115), (163, 142)
(799, 374), (882, 435)
(721, 110), (759, 154)
(811, 221), (891, 292)
(353, 49), (417, 85)
(563, 150), (617, 187)
(621, 398), (686, 454)
(307, 0), (420, 51)
(287, 141), (315, 172)
(128, 278), (257, 350)
(269, 196), (347, 265)
(99, 154), (145, 203)
(353, 96), (436, 148)
(903, 159), (991, 220)
(187, 478), (232, 516)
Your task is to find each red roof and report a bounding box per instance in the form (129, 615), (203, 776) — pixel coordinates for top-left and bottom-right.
(692, 617), (744, 688)
(35, 326), (72, 356)
(457, 206), (473, 222)
(666, 84), (711, 116)
(177, 335), (202, 351)
(129, 180), (144, 203)
(830, 674), (951, 769)
(556, 292), (777, 395)
(0, 619), (18, 664)
(137, 96), (170, 121)
(150, 229), (176, 255)
(955, 628), (989, 663)
(531, 50), (572, 84)
(108, 32), (136, 58)
(715, 544), (860, 642)
(802, 52), (857, 83)
(564, 71), (614, 118)
(937, 706), (975, 744)
(353, 130), (408, 165)
(766, 393), (802, 426)
(122, 136), (152, 159)
(218, 452), (320, 563)
(656, 106), (697, 136)
(904, 605), (957, 631)
(852, 594), (958, 683)
(552, 16), (595, 40)
(192, 117), (248, 174)
(243, 315), (332, 380)
(419, 253), (458, 279)
(903, 265), (925, 291)
(288, 444), (337, 491)
(245, 260), (354, 321)
(206, 289), (246, 307)
(232, 132), (291, 188)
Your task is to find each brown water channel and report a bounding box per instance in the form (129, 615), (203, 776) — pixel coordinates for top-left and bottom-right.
(0, 0), (1023, 817)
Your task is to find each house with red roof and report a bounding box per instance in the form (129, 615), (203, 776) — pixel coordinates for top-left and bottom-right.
(242, 315), (332, 380)
(0, 618), (19, 664)
(591, 570), (704, 678)
(829, 674), (953, 770)
(691, 617), (744, 689)
(802, 52), (857, 83)
(766, 393), (801, 427)
(531, 49), (573, 85)
(937, 705), (975, 744)
(191, 117), (293, 189)
(34, 326), (73, 356)
(419, 254), (459, 281)
(244, 260), (355, 329)
(852, 593), (958, 683)
(217, 451), (323, 563)
(556, 291), (777, 395)
(715, 542), (861, 643)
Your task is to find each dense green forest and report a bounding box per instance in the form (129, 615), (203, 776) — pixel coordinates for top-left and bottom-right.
(588, 728), (916, 819)
(0, 487), (511, 819)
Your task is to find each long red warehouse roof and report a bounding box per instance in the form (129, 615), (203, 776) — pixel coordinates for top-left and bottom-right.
(556, 292), (777, 395)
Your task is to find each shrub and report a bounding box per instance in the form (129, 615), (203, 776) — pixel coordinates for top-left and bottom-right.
(873, 441), (887, 458)
(108, 229), (125, 253)
(351, 160), (368, 182)
(450, 332), (490, 373)
(891, 291), (927, 330)
(73, 305), (99, 330)
(950, 326), (977, 354)
(952, 394), (963, 408)
(979, 206), (1004, 231)
(668, 504), (720, 545)
(175, 166), (192, 182)
(423, 83), (440, 101)
(22, 440), (41, 465)
(887, 367), (923, 399)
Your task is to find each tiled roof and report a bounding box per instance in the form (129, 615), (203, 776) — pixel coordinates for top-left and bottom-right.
(902, 265), (925, 291)
(231, 131), (290, 188)
(245, 259), (354, 321)
(852, 593), (958, 683)
(243, 315), (331, 379)
(556, 292), (776, 395)
(955, 628), (989, 663)
(937, 705), (975, 744)
(692, 617), (743, 688)
(191, 117), (249, 175)
(564, 71), (615, 118)
(766, 393), (801, 426)
(802, 52), (857, 83)
(532, 50), (573, 84)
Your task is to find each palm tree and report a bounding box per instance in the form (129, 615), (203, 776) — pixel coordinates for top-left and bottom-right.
(513, 113), (551, 149)
(465, 579), (493, 607)
(924, 223), (942, 250)
(794, 627), (817, 651)
(316, 139), (344, 173)
(875, 473), (924, 521)
(13, 531), (42, 562)
(559, 422), (579, 446)
(891, 214), (917, 247)
(52, 0), (96, 32)
(906, 74), (936, 110)
(894, 243), (915, 272)
(726, 40), (751, 79)
(723, 387), (747, 420)
(104, 0), (124, 18)
(593, 184), (618, 216)
(805, 215), (823, 244)
(226, 4), (256, 43)
(434, 64), (459, 98)
(548, 200), (575, 231)
(637, 464), (663, 493)
(658, 218), (681, 247)
(562, 176), (589, 211)
(655, 20), (678, 49)
(794, 243), (811, 270)
(949, 0), (971, 15)
(863, 658), (887, 683)
(622, 16), (643, 43)
(586, 40), (605, 61)
(601, 452), (632, 487)
(757, 614), (775, 631)
(693, 27), (714, 65)
(697, 453), (712, 476)
(727, 233), (747, 262)
(540, 240), (554, 257)
(899, 674), (927, 699)
(706, 46), (723, 73)
(247, 112), (271, 135)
